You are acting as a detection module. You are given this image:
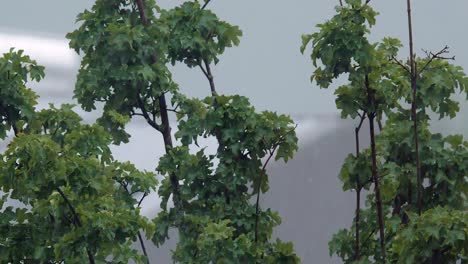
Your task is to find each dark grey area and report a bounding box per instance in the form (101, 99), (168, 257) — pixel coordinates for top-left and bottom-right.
(264, 118), (367, 263)
(130, 116), (368, 263)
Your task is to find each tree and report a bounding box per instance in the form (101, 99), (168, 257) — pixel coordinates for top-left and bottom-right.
(1, 0), (300, 263)
(0, 49), (156, 263)
(301, 0), (468, 263)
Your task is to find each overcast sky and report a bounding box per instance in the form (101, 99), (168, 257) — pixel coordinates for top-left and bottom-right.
(0, 0), (467, 117)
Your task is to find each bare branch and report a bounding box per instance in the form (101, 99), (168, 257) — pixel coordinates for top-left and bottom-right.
(255, 145), (279, 243)
(254, 125), (297, 243)
(198, 63), (209, 80)
(201, 0), (213, 10)
(390, 56), (410, 73)
(122, 184), (150, 264)
(136, 91), (162, 132)
(203, 59), (218, 96)
(167, 108), (185, 115)
(56, 187), (95, 264)
(138, 192), (148, 208)
(354, 111), (366, 260)
(418, 45), (455, 75)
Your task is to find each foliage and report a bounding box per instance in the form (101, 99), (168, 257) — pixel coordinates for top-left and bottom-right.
(0, 50), (157, 263)
(302, 0), (468, 263)
(154, 94), (298, 262)
(66, 0), (300, 263)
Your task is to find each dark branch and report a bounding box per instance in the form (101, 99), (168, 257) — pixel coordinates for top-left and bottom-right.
(198, 63), (209, 80)
(203, 59), (218, 96)
(255, 145), (279, 243)
(377, 116), (383, 132)
(136, 92), (162, 132)
(418, 46), (455, 75)
(138, 232), (149, 263)
(5, 112), (19, 136)
(167, 108), (185, 115)
(122, 184), (150, 263)
(390, 56), (410, 73)
(201, 0), (213, 10)
(138, 192), (148, 208)
(354, 112), (365, 260)
(254, 125), (297, 243)
(56, 187), (95, 264)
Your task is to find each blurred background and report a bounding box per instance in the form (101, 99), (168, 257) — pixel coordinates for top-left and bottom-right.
(1, 0), (467, 263)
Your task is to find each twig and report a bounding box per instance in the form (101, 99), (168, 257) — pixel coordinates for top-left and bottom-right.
(203, 59), (218, 96)
(254, 126), (297, 243)
(136, 91), (162, 132)
(255, 145), (279, 243)
(138, 192), (148, 208)
(390, 56), (410, 73)
(201, 0), (213, 10)
(56, 187), (95, 264)
(353, 112), (366, 260)
(418, 46), (455, 75)
(167, 108), (185, 115)
(123, 184), (150, 264)
(198, 63), (209, 81)
(377, 117), (383, 132)
(138, 232), (149, 263)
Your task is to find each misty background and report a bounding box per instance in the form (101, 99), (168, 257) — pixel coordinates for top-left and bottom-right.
(1, 0), (467, 263)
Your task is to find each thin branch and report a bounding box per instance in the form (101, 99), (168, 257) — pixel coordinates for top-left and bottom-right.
(339, 0), (343, 6)
(131, 112), (145, 118)
(138, 192), (148, 208)
(356, 112), (366, 135)
(406, 0), (422, 217)
(201, 0), (213, 10)
(136, 93), (162, 132)
(56, 187), (95, 264)
(353, 112), (366, 260)
(365, 74), (386, 261)
(418, 46), (455, 75)
(254, 126), (297, 243)
(390, 56), (410, 73)
(122, 184), (150, 264)
(377, 116), (383, 132)
(198, 63), (209, 80)
(361, 228), (377, 249)
(203, 59), (218, 96)
(255, 145), (279, 243)
(167, 108), (185, 115)
(138, 232), (149, 263)
(5, 112), (19, 136)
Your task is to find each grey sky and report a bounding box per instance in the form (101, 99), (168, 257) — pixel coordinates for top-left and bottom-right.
(1, 0), (467, 116)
